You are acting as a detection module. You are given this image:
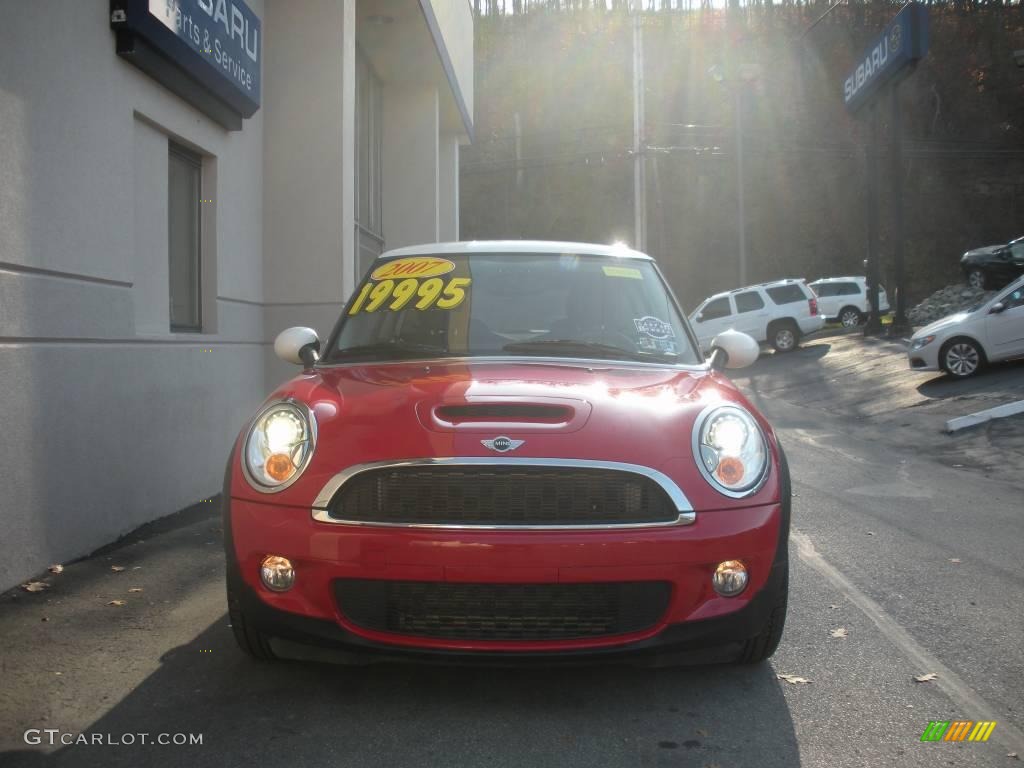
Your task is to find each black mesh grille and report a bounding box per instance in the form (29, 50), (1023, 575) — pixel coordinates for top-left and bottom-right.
(327, 465), (678, 526)
(335, 580), (672, 641)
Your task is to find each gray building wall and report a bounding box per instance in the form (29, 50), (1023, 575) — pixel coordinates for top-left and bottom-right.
(0, 0), (473, 591)
(0, 0), (269, 592)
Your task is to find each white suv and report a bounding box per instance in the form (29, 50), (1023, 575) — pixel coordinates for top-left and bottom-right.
(808, 277), (890, 327)
(689, 279), (825, 353)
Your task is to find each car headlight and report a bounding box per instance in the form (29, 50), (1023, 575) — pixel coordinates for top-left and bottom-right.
(911, 335), (936, 351)
(242, 400), (317, 492)
(693, 405), (769, 497)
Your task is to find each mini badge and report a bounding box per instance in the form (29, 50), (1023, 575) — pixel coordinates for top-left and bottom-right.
(481, 436), (524, 453)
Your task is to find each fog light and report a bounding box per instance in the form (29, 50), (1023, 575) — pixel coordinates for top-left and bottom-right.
(712, 560), (748, 597)
(260, 555), (295, 592)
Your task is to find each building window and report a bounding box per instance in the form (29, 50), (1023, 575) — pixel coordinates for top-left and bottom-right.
(355, 47), (383, 276)
(168, 143), (202, 331)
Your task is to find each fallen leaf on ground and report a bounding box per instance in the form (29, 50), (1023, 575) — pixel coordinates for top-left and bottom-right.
(41, 616), (49, 622)
(1007, 752), (1018, 760)
(48, 564), (63, 574)
(21, 581), (49, 592)
(695, 728), (709, 737)
(828, 604), (840, 609)
(950, 558), (962, 564)
(54, 672), (62, 676)
(830, 628), (848, 638)
(128, 587), (143, 593)
(866, 531), (876, 536)
(914, 673), (938, 683)
(107, 600), (126, 607)
(132, 566), (142, 570)
(110, 566), (125, 572)
(777, 674), (813, 685)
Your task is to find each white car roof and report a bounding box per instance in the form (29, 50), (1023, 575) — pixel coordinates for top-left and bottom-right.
(697, 278), (807, 305)
(379, 240), (653, 261)
(810, 276), (865, 284)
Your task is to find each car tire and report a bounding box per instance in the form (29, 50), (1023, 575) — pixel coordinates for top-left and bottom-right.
(838, 306), (864, 328)
(769, 321), (800, 353)
(940, 337), (985, 379)
(966, 269), (987, 290)
(227, 570), (277, 661)
(737, 563), (788, 664)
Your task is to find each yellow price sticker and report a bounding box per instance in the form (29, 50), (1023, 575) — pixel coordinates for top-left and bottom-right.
(602, 266), (643, 280)
(348, 277), (471, 315)
(370, 257), (456, 281)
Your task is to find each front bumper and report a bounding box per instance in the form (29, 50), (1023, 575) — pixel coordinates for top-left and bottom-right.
(908, 342), (941, 371)
(231, 555), (787, 665)
(225, 494), (787, 660)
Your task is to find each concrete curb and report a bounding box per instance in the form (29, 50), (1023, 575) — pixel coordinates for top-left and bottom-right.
(944, 399), (1024, 433)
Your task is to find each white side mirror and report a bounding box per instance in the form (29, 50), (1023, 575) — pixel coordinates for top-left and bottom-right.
(708, 329), (760, 370)
(274, 327), (321, 366)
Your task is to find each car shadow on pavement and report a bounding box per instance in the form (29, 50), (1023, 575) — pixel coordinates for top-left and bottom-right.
(5, 617), (802, 768)
(916, 357), (1024, 400)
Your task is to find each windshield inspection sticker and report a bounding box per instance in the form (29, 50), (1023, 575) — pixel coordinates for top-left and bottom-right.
(370, 257), (456, 281)
(602, 266), (643, 280)
(633, 316), (675, 340)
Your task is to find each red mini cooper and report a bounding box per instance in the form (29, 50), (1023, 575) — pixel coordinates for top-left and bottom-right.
(224, 242), (789, 665)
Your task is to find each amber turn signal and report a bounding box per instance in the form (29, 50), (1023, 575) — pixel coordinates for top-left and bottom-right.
(716, 456), (745, 486)
(264, 453), (295, 482)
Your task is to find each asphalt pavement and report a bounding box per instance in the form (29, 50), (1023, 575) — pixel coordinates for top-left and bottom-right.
(1, 339), (1022, 767)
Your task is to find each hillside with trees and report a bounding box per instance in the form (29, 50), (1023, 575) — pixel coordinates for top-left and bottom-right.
(460, 2), (1024, 310)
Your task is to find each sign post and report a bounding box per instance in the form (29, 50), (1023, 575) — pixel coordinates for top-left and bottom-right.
(843, 3), (929, 335)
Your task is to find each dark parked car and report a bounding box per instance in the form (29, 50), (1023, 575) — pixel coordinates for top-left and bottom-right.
(961, 237), (1024, 290)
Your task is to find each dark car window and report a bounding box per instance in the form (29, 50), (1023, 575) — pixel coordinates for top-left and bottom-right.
(765, 284), (806, 305)
(1011, 243), (1024, 261)
(837, 282), (861, 296)
(1003, 287), (1024, 310)
(700, 297), (732, 321)
(812, 283), (837, 297)
(324, 253), (701, 365)
(734, 291), (765, 313)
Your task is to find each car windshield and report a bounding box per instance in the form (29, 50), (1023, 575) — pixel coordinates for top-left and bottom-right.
(323, 252), (701, 365)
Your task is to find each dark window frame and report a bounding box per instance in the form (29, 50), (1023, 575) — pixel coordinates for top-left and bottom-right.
(168, 143), (203, 332)
(700, 296), (732, 321)
(766, 284), (806, 305)
(734, 291), (765, 313)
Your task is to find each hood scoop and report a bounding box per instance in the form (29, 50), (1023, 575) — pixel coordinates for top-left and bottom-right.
(435, 403), (572, 424)
(419, 397), (592, 433)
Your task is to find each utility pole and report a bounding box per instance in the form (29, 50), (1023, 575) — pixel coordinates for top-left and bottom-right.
(709, 63), (753, 287)
(864, 102), (883, 335)
(734, 86), (747, 286)
(632, 7), (647, 253)
(890, 85), (908, 333)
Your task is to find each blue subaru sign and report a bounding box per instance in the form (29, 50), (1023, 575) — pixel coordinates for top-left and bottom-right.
(843, 3), (929, 114)
(111, 0), (261, 130)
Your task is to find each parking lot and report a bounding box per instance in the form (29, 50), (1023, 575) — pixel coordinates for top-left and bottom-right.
(2, 333), (1022, 768)
(734, 330), (1024, 486)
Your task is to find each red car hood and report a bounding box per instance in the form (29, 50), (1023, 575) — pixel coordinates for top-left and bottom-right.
(231, 359), (780, 511)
